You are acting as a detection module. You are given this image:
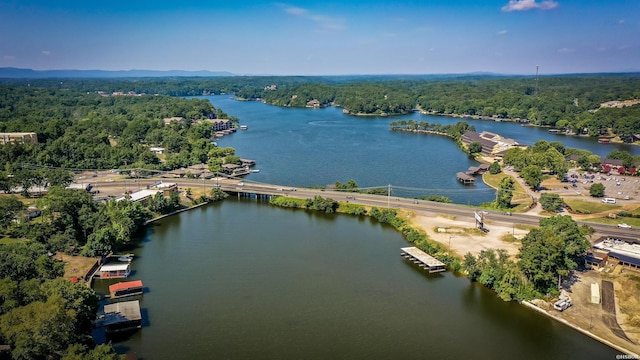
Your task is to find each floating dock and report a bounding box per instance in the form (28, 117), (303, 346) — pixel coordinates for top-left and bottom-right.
(401, 247), (446, 273)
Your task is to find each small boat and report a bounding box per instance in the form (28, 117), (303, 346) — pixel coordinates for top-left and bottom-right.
(252, 169), (260, 173)
(118, 255), (134, 262)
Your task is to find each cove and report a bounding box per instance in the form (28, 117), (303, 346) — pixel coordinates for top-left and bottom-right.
(97, 198), (618, 359)
(200, 95), (639, 206)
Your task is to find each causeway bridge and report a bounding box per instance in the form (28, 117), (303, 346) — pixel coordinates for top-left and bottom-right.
(90, 175), (638, 239)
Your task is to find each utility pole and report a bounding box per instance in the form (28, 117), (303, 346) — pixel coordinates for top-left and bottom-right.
(387, 184), (391, 208)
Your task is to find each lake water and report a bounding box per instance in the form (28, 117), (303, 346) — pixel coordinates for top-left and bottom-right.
(99, 199), (618, 359)
(203, 95), (639, 205)
(92, 96), (630, 358)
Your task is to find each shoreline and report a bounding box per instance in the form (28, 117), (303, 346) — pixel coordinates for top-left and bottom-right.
(521, 300), (638, 356)
(252, 97), (639, 146)
(120, 189), (634, 355)
(143, 201), (210, 225)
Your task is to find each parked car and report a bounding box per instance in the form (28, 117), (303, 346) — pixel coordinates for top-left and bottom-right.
(617, 223), (632, 229)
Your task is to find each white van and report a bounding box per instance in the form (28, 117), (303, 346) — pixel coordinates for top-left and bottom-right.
(602, 198), (616, 204)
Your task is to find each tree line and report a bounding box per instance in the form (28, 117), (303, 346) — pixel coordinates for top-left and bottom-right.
(4, 75), (639, 140)
(0, 85), (240, 174)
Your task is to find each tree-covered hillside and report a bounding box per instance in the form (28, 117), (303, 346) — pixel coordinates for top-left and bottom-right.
(0, 86), (237, 171)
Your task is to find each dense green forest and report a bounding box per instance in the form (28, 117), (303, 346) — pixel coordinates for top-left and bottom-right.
(6, 74), (638, 141)
(254, 75), (640, 141)
(0, 85), (242, 173)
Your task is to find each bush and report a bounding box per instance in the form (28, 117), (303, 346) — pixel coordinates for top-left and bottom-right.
(489, 161), (502, 175)
(589, 183), (605, 197)
(337, 203), (367, 216)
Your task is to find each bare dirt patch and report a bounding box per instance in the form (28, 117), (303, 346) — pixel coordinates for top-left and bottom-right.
(409, 211), (522, 257)
(56, 252), (98, 280)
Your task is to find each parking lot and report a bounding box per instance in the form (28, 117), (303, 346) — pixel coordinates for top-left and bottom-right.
(551, 170), (640, 204)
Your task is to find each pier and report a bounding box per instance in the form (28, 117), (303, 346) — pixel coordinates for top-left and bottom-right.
(401, 247), (446, 273)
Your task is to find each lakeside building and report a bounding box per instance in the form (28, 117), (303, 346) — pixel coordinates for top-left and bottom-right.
(460, 131), (520, 157)
(198, 119), (234, 131)
(116, 189), (160, 204)
(591, 236), (640, 271)
(0, 132), (38, 145)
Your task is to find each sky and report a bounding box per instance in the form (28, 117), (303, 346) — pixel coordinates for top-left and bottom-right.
(0, 0), (638, 75)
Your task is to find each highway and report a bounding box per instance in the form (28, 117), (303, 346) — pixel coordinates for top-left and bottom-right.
(90, 176), (638, 240)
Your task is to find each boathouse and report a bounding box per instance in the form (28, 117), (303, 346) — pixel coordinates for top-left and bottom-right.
(109, 280), (144, 299)
(456, 172), (476, 184)
(98, 263), (131, 279)
(401, 247), (446, 273)
(100, 300), (142, 333)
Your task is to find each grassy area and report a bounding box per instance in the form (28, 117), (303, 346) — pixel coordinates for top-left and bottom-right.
(0, 193), (38, 206)
(482, 172), (531, 204)
(500, 233), (520, 243)
(563, 198), (621, 215)
(0, 238), (21, 245)
(579, 216), (640, 228)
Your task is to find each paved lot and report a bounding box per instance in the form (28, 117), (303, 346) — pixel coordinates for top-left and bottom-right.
(554, 171), (640, 204)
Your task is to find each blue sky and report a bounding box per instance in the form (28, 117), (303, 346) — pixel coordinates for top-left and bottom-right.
(0, 0), (638, 75)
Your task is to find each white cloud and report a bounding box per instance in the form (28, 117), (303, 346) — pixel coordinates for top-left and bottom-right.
(497, 29), (508, 36)
(618, 19), (625, 25)
(557, 47), (575, 53)
(3, 55), (15, 60)
(502, 0), (558, 12)
(284, 6), (308, 16)
(41, 50), (51, 56)
(310, 15), (345, 31)
(278, 4), (345, 31)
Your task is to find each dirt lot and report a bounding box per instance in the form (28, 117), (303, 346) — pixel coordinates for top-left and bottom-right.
(408, 210), (524, 258)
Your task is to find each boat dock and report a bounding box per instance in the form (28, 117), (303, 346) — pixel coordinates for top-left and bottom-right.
(96, 300), (142, 334)
(401, 247), (446, 273)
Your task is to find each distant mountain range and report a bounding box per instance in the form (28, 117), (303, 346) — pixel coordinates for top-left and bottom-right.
(0, 67), (235, 78)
